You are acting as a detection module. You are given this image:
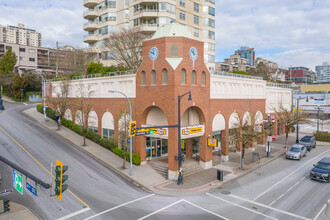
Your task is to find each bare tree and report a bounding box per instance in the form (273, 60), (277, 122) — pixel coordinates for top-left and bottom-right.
(117, 109), (130, 169)
(47, 77), (71, 130)
(273, 104), (309, 149)
(72, 83), (95, 146)
(103, 28), (145, 70)
(230, 112), (263, 169)
(319, 113), (328, 132)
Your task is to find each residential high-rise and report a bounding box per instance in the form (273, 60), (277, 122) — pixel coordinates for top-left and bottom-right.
(0, 23), (42, 47)
(83, 0), (216, 70)
(235, 46), (255, 66)
(286, 67), (314, 84)
(316, 62), (330, 82)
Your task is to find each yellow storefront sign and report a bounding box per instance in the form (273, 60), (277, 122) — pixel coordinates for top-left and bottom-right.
(190, 127), (203, 134)
(207, 138), (217, 147)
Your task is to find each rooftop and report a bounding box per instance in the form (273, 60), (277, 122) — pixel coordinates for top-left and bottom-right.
(151, 23), (193, 40)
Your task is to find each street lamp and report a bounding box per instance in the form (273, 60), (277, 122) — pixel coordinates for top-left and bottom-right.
(108, 90), (133, 176)
(0, 91), (5, 111)
(263, 114), (274, 158)
(295, 96), (308, 143)
(177, 91), (192, 185)
(35, 71), (46, 122)
(314, 105), (323, 133)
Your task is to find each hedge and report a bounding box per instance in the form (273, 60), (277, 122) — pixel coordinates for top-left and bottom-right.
(36, 104), (141, 165)
(314, 132), (330, 142)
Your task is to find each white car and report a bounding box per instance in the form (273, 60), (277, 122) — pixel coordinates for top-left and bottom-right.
(286, 144), (307, 160)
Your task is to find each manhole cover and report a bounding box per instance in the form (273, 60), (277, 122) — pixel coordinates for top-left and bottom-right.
(252, 207), (258, 210)
(221, 191), (231, 195)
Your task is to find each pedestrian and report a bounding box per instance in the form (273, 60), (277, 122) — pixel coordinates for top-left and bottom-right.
(55, 112), (60, 128)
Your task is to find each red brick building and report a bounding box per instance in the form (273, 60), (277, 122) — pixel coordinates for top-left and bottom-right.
(48, 24), (292, 180)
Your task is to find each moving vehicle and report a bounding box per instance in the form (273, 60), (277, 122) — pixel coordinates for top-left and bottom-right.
(286, 144), (306, 160)
(299, 136), (316, 151)
(310, 157), (330, 182)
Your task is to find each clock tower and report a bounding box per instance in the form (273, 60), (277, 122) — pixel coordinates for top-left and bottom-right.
(134, 23), (212, 180)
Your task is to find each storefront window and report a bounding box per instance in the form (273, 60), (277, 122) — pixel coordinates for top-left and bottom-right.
(146, 137), (168, 159)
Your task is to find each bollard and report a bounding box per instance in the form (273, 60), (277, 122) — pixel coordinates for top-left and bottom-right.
(217, 169), (223, 181)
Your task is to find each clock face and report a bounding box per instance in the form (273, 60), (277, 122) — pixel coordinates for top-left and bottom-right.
(189, 47), (198, 61)
(149, 47), (159, 61)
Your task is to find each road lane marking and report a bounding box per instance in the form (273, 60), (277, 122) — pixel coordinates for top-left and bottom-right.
(253, 149), (330, 201)
(228, 194), (312, 220)
(269, 174), (309, 206)
(57, 207), (91, 220)
(0, 125), (89, 208)
(206, 193), (279, 220)
(138, 199), (184, 220)
(23, 103), (28, 105)
(183, 199), (229, 220)
(313, 197), (330, 220)
(84, 194), (155, 220)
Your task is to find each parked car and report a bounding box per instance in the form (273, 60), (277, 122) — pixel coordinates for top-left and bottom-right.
(286, 144), (306, 160)
(299, 136), (316, 151)
(310, 157), (330, 183)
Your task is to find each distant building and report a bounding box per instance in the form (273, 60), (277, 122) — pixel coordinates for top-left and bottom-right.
(286, 67), (314, 84)
(0, 23), (42, 47)
(215, 54), (251, 72)
(315, 62), (330, 82)
(255, 57), (278, 70)
(271, 69), (286, 82)
(0, 42), (85, 75)
(235, 46), (255, 66)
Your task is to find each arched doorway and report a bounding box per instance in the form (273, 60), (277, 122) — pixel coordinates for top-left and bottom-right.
(88, 110), (98, 133)
(229, 112), (240, 150)
(144, 107), (169, 159)
(212, 113), (225, 151)
(102, 111), (114, 139)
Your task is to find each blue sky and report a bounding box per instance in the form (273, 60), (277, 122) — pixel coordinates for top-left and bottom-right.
(1, 0), (329, 71)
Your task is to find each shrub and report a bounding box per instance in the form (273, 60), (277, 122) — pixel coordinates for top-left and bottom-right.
(86, 130), (100, 143)
(61, 118), (74, 129)
(37, 104), (43, 113)
(71, 123), (83, 135)
(45, 107), (56, 120)
(314, 131), (330, 142)
(99, 138), (116, 150)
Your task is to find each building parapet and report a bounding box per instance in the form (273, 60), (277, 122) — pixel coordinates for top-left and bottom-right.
(266, 82), (292, 89)
(46, 70), (137, 83)
(212, 71), (263, 80)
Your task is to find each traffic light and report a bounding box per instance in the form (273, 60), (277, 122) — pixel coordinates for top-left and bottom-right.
(129, 121), (136, 137)
(0, 199), (10, 213)
(4, 199), (9, 212)
(181, 154), (185, 162)
(55, 160), (68, 200)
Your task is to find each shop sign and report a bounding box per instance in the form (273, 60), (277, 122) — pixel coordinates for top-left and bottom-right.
(208, 138), (217, 147)
(181, 140), (185, 149)
(182, 126), (203, 135)
(150, 128), (167, 135)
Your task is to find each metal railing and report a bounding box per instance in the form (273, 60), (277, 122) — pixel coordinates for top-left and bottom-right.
(212, 71), (263, 80)
(266, 82), (292, 88)
(47, 70), (137, 82)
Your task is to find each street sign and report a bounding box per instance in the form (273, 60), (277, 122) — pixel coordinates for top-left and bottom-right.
(13, 171), (23, 195)
(26, 182), (37, 197)
(0, 189), (13, 196)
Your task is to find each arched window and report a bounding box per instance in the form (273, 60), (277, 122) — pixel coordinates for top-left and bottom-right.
(192, 70), (196, 85)
(141, 71), (146, 85)
(151, 70), (156, 85)
(181, 69), (186, 85)
(162, 69), (168, 85)
(170, 44), (178, 57)
(201, 71), (206, 86)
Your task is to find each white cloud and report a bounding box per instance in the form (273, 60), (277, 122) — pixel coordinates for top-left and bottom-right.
(0, 0), (85, 48)
(215, 0), (330, 70)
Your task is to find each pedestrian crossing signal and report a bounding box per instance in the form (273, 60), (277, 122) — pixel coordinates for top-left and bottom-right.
(129, 121), (136, 137)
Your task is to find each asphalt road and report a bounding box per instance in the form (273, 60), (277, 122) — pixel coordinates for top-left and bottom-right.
(0, 101), (329, 220)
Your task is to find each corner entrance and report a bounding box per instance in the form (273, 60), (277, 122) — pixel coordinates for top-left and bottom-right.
(181, 137), (200, 158)
(146, 137), (168, 159)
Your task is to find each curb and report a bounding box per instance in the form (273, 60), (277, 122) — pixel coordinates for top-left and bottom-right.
(22, 109), (154, 194)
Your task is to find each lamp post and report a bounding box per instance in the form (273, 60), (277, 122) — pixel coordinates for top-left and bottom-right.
(315, 105), (323, 133)
(36, 72), (46, 122)
(264, 114), (273, 158)
(0, 91), (5, 111)
(295, 96), (308, 143)
(108, 90), (133, 176)
(177, 91), (192, 185)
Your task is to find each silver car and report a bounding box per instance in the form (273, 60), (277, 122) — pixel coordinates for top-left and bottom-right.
(286, 144), (307, 160)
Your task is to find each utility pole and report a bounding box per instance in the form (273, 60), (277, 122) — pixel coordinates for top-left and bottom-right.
(56, 41), (59, 78)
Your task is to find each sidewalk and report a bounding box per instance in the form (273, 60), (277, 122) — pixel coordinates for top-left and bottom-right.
(23, 107), (315, 196)
(0, 202), (38, 220)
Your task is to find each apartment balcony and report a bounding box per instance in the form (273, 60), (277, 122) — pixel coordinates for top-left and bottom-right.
(83, 0), (98, 8)
(139, 24), (158, 32)
(83, 10), (98, 19)
(85, 47), (98, 54)
(83, 34), (98, 43)
(134, 9), (158, 19)
(83, 22), (98, 31)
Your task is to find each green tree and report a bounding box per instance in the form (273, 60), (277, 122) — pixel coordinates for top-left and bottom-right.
(86, 62), (104, 74)
(233, 71), (250, 76)
(248, 62), (270, 80)
(11, 74), (29, 99)
(0, 47), (17, 74)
